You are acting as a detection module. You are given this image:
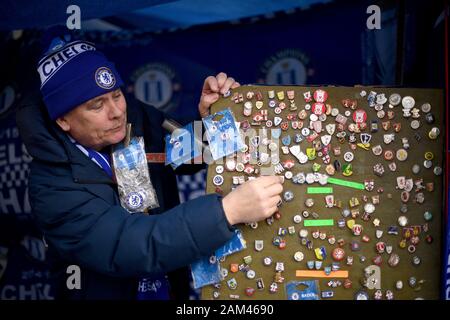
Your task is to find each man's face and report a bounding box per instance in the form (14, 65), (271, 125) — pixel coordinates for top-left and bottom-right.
(56, 89), (127, 151)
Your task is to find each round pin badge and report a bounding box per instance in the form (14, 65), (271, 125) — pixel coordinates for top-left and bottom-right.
(396, 149), (408, 161)
(299, 229), (308, 238)
(212, 175), (224, 186)
(331, 108), (339, 117)
(410, 120), (420, 129)
(126, 192), (144, 210)
(421, 103), (431, 113)
(246, 270), (256, 279)
(294, 251), (304, 262)
(389, 93), (401, 106)
(384, 150), (394, 161)
(216, 165), (224, 174)
(95, 67), (116, 89)
(398, 215), (408, 227)
(364, 203), (375, 214)
(344, 152), (354, 162)
(434, 166), (442, 175)
(402, 96), (415, 109)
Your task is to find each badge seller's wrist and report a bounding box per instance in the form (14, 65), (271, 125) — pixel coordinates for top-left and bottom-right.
(221, 194), (237, 226)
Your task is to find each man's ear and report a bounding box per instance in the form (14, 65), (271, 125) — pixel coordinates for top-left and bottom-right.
(55, 116), (71, 132)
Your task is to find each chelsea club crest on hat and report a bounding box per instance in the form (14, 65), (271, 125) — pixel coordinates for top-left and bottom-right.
(37, 32), (123, 120)
(95, 67), (116, 89)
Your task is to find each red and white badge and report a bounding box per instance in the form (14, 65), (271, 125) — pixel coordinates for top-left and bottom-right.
(332, 247), (345, 261)
(312, 102), (326, 115)
(353, 109), (367, 124)
(313, 89), (328, 103)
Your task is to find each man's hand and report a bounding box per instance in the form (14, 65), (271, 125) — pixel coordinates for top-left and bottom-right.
(222, 176), (284, 226)
(198, 72), (240, 118)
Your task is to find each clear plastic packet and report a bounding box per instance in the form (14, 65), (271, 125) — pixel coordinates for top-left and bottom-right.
(215, 229), (246, 259)
(112, 136), (159, 212)
(202, 108), (245, 160)
(191, 255), (222, 290)
(165, 122), (202, 169)
(190, 229), (246, 289)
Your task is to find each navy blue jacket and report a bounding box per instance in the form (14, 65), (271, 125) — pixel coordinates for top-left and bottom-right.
(16, 93), (234, 300)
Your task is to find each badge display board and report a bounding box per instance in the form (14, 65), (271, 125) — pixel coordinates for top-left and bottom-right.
(202, 86), (444, 300)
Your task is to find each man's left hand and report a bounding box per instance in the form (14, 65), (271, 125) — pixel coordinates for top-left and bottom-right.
(198, 72), (240, 118)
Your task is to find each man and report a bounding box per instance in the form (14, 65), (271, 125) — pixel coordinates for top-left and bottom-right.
(16, 36), (283, 300)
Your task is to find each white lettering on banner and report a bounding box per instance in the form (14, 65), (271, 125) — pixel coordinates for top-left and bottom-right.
(0, 283), (54, 300)
(0, 127), (19, 140)
(0, 142), (32, 167)
(0, 145), (5, 166)
(0, 188), (21, 213)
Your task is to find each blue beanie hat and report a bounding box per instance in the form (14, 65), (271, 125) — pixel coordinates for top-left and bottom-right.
(37, 38), (123, 120)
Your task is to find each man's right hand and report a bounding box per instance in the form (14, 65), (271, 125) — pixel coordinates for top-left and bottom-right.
(222, 176), (284, 226)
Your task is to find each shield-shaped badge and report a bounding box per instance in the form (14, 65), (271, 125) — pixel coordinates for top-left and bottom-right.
(325, 195), (334, 207)
(282, 135), (291, 146)
(405, 178), (414, 192)
(386, 245), (393, 254)
(274, 116), (282, 126)
(298, 152), (308, 164)
(271, 128), (281, 139)
(294, 133), (304, 143)
(382, 121), (391, 131)
(376, 230), (384, 239)
(312, 121), (322, 133)
(326, 123), (336, 135)
(360, 133), (372, 144)
(291, 121), (299, 130)
(281, 121), (289, 131)
(393, 122), (401, 132)
(364, 179), (374, 191)
(322, 154), (331, 164)
(255, 240), (264, 252)
(321, 134), (332, 146)
(303, 91), (312, 102)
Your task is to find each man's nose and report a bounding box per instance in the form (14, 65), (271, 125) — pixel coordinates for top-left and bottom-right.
(108, 98), (123, 119)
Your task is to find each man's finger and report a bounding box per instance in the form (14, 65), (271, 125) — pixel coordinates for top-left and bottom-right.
(265, 206), (278, 217)
(216, 72), (227, 88)
(199, 93), (219, 116)
(203, 76), (219, 93)
(257, 175), (284, 187)
(266, 195), (282, 208)
(264, 183), (283, 197)
(220, 77), (235, 94)
(231, 82), (240, 89)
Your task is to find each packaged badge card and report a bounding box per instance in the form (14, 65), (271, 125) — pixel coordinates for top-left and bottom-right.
(285, 280), (320, 300)
(165, 122), (202, 169)
(202, 108), (245, 160)
(112, 136), (159, 212)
